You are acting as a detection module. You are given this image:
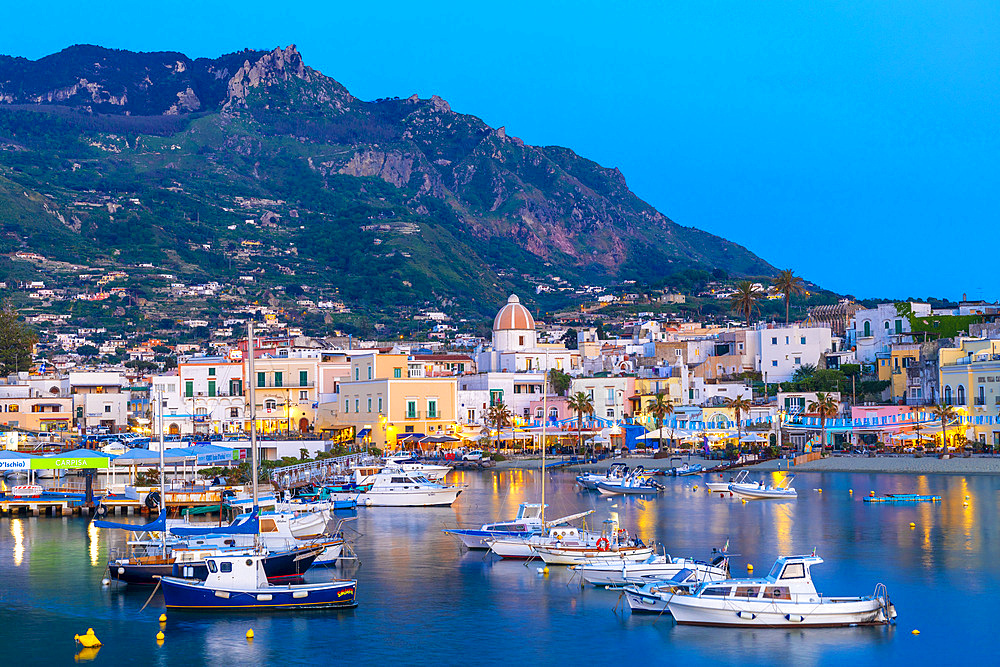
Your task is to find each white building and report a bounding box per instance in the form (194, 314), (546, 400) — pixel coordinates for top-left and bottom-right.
(849, 302), (931, 364)
(757, 325), (835, 383)
(570, 376), (632, 422)
(475, 295), (580, 374)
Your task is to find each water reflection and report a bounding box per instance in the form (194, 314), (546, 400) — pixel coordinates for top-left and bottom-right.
(10, 517), (23, 566)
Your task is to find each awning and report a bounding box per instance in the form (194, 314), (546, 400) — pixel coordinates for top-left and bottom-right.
(112, 448), (195, 465)
(94, 511), (167, 533)
(356, 428), (371, 440)
(170, 510), (259, 536)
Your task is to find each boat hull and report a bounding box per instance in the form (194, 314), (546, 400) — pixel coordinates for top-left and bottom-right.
(625, 588), (670, 614)
(443, 529), (534, 550)
(667, 596), (890, 627)
(729, 485), (797, 500)
(161, 577), (358, 610)
(487, 538), (539, 559)
(362, 488), (462, 507)
(578, 560), (727, 587)
(536, 546), (654, 566)
(595, 482), (659, 495)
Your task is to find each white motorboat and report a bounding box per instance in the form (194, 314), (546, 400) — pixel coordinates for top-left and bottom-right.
(576, 463), (628, 491)
(666, 555), (896, 627)
(487, 510), (595, 559)
(596, 468), (662, 495)
(730, 473), (797, 500)
(574, 551), (730, 587)
(442, 502), (545, 549)
(359, 468), (463, 507)
(533, 515), (652, 565)
(376, 454), (452, 483)
(624, 567), (718, 614)
(706, 470), (760, 493)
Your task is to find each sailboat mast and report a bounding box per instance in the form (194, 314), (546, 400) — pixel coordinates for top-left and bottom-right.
(157, 385), (166, 552)
(541, 353), (548, 525)
(248, 322), (259, 506)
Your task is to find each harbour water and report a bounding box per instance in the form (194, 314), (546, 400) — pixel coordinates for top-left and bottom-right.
(1, 469), (997, 665)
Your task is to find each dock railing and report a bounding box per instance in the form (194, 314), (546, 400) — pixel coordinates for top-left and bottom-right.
(270, 453), (375, 489)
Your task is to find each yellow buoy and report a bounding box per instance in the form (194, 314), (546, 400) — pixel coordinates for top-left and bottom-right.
(741, 499), (747, 504)
(746, 564), (753, 572)
(246, 629), (254, 640)
(909, 522), (916, 529)
(156, 631), (164, 641)
(912, 629), (920, 635)
(74, 629), (101, 648)
(817, 488), (822, 493)
(158, 613), (167, 623)
(870, 491), (875, 497)
(693, 486), (698, 491)
(849, 489), (853, 494)
(543, 567), (549, 575)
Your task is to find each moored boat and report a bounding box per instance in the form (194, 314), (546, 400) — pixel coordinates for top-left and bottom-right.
(442, 502), (544, 549)
(706, 469), (758, 493)
(730, 474), (797, 500)
(574, 551), (730, 587)
(665, 555), (896, 627)
(359, 468), (463, 507)
(160, 552), (357, 611)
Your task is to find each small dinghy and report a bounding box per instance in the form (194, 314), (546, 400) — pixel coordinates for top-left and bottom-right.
(666, 554), (896, 627)
(730, 474), (797, 500)
(706, 470), (758, 493)
(161, 552), (357, 611)
(596, 467), (662, 495)
(576, 463), (628, 491)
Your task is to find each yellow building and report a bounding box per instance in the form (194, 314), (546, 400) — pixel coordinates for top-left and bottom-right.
(939, 338), (1000, 447)
(876, 344), (921, 403)
(251, 357), (319, 434)
(628, 377), (683, 429)
(0, 396), (74, 432)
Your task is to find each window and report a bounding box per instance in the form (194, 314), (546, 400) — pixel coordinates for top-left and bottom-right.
(378, 398), (383, 413)
(300, 390), (308, 401)
(406, 400), (418, 419)
(771, 337), (777, 345)
(185, 381), (193, 398)
(207, 561), (218, 573)
(265, 399), (276, 410)
(895, 320), (903, 334)
(230, 408), (239, 418)
(104, 405), (112, 413)
(781, 563), (806, 579)
(354, 368), (359, 381)
(208, 380), (216, 397)
(800, 337), (806, 345)
(588, 389), (594, 401)
(208, 367), (215, 376)
(367, 366), (372, 380)
(606, 388), (615, 401)
(427, 399), (438, 419)
(957, 385), (966, 404)
(354, 399), (359, 413)
(345, 400), (349, 413)
(393, 368), (402, 379)
(606, 409), (614, 418)
(549, 407), (558, 419)
(274, 372), (283, 388)
(468, 409), (476, 422)
(220, 562), (233, 573)
(231, 379), (242, 396)
(536, 408), (544, 418)
(785, 336), (789, 344)
(884, 321), (890, 330)
(703, 587), (732, 597)
(300, 370), (308, 386)
(944, 386), (952, 404)
(518, 336), (525, 346)
(794, 357), (801, 365)
(367, 398), (372, 413)
(257, 372), (265, 388)
(863, 321), (871, 337)
(771, 360), (778, 367)
(490, 390), (503, 407)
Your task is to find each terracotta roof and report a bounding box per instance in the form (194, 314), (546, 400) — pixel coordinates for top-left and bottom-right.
(493, 294), (535, 331)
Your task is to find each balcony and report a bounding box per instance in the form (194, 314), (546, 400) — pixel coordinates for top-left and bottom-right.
(254, 382), (315, 390)
(974, 397), (986, 406)
(405, 410), (421, 420)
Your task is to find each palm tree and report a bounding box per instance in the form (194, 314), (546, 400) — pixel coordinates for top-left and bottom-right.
(773, 269), (806, 323)
(930, 403), (957, 454)
(485, 401), (511, 452)
(566, 391), (595, 458)
(725, 394), (751, 457)
(646, 392), (675, 451)
(807, 392), (839, 450)
(729, 281), (763, 327)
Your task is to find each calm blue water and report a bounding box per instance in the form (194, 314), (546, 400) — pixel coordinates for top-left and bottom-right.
(0, 469), (995, 665)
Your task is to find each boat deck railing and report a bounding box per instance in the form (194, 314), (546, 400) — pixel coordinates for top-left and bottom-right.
(270, 454), (376, 489)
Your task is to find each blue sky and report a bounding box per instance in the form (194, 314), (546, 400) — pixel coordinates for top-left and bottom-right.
(6, 1), (999, 300)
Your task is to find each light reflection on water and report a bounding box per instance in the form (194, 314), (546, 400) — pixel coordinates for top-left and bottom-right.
(0, 470), (997, 666)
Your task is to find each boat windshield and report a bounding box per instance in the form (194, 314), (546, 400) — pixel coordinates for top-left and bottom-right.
(671, 568), (694, 583)
(767, 560), (784, 579)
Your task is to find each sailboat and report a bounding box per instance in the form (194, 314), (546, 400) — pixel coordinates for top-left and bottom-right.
(159, 322), (358, 611)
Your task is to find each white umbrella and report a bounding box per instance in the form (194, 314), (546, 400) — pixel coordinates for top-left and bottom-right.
(739, 433), (769, 443)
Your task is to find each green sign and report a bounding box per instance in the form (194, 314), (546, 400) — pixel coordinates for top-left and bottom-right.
(31, 457), (109, 470)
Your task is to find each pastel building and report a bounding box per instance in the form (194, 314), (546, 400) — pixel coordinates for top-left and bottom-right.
(757, 325), (835, 384)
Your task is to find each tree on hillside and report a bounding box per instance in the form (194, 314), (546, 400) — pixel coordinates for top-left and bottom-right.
(567, 391), (594, 457)
(729, 281), (763, 327)
(77, 344), (99, 357)
(0, 303), (37, 375)
(548, 368), (572, 397)
(646, 392), (674, 451)
(562, 328), (578, 350)
(773, 269), (806, 323)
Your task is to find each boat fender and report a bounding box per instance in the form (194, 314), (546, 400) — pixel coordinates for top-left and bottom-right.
(145, 491), (161, 511)
(785, 614), (804, 622)
(736, 611), (756, 620)
(596, 537), (610, 551)
(95, 505), (107, 517)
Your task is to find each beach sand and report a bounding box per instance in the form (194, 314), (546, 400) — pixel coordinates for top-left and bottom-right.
(492, 455), (1000, 475)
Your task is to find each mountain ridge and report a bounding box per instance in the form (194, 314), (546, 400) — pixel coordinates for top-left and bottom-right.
(0, 44), (777, 318)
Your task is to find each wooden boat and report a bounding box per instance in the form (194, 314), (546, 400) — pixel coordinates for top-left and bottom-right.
(666, 555), (896, 627)
(160, 552), (357, 611)
(533, 515), (652, 565)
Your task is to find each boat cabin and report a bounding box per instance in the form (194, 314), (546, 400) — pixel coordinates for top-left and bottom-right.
(694, 555), (822, 599)
(203, 554), (269, 589)
(484, 503), (546, 532)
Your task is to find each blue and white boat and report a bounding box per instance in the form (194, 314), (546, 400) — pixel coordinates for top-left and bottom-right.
(160, 552), (358, 611)
(442, 502), (545, 549)
(576, 463), (628, 491)
(596, 468), (663, 495)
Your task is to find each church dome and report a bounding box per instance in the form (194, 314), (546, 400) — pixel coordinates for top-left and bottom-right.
(493, 294), (535, 331)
